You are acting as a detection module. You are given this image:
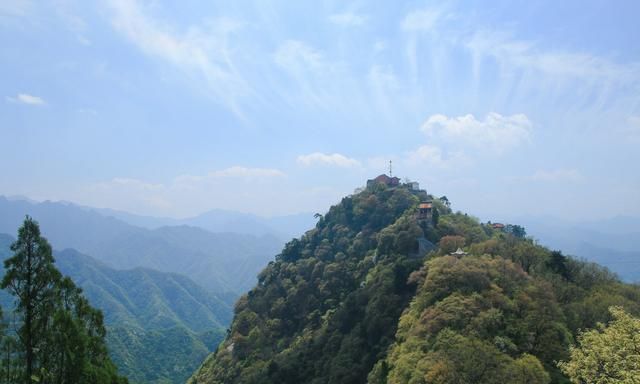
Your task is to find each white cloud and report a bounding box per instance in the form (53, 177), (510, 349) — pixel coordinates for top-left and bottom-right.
(106, 0), (250, 117)
(274, 40), (325, 72)
(328, 12), (367, 27)
(401, 8), (442, 32)
(174, 166), (285, 185)
(625, 116), (640, 140)
(528, 169), (584, 183)
(209, 166), (286, 178)
(466, 30), (640, 85)
(373, 40), (386, 53)
(6, 93), (46, 105)
(84, 166), (288, 217)
(368, 65), (399, 90)
(297, 152), (361, 168)
(0, 0), (32, 18)
(404, 145), (470, 169)
(421, 112), (532, 154)
(109, 177), (164, 190)
(272, 40), (348, 110)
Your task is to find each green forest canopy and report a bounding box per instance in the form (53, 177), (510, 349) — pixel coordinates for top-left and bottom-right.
(190, 183), (640, 384)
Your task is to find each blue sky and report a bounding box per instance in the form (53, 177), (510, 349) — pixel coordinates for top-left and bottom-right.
(1, 0), (639, 220)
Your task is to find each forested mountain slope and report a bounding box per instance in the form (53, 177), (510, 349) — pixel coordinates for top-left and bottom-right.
(54, 248), (231, 331)
(0, 237), (229, 384)
(189, 184), (640, 384)
(55, 250), (231, 383)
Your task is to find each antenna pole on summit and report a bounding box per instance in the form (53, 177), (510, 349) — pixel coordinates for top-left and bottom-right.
(389, 160), (393, 177)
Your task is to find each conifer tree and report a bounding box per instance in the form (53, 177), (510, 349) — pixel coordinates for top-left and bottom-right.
(1, 216), (127, 383)
(1, 216), (60, 382)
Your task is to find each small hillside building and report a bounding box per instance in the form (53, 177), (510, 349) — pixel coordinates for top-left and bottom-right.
(451, 248), (468, 257)
(417, 201), (433, 220)
(367, 174), (401, 188)
(492, 223), (505, 230)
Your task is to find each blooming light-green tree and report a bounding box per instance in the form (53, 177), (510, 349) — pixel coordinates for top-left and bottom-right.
(559, 306), (640, 384)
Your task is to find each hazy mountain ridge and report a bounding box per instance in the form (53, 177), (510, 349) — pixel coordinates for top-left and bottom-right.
(54, 248), (230, 383)
(510, 216), (640, 282)
(90, 205), (315, 241)
(0, 196), (286, 297)
(54, 248), (231, 331)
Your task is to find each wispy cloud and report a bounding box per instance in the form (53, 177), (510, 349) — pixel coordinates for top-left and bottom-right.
(85, 166), (288, 216)
(625, 116), (640, 141)
(174, 166), (286, 185)
(272, 40), (349, 110)
(328, 12), (367, 27)
(404, 145), (470, 169)
(466, 29), (640, 86)
(106, 0), (251, 117)
(274, 40), (325, 72)
(0, 0), (33, 18)
(208, 166), (285, 178)
(401, 8), (443, 32)
(6, 93), (46, 105)
(527, 169), (584, 183)
(297, 152), (361, 168)
(421, 113), (532, 154)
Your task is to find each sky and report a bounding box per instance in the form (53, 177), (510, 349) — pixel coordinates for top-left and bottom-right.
(1, 0), (639, 221)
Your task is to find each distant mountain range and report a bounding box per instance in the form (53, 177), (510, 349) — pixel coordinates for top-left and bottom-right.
(503, 215), (640, 282)
(54, 248), (231, 332)
(0, 196), (320, 383)
(93, 206), (316, 241)
(0, 233), (230, 384)
(0, 196), (314, 297)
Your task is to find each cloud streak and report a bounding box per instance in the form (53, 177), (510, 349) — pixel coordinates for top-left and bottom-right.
(421, 113), (532, 154)
(106, 0), (251, 117)
(466, 30), (640, 85)
(6, 93), (46, 105)
(85, 166), (289, 216)
(404, 145), (470, 169)
(401, 8), (443, 32)
(328, 12), (367, 27)
(527, 169), (584, 183)
(297, 152), (361, 168)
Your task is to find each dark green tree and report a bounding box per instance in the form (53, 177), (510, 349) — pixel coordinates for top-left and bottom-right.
(1, 216), (60, 382)
(432, 207), (440, 227)
(1, 217), (127, 383)
(506, 224), (527, 239)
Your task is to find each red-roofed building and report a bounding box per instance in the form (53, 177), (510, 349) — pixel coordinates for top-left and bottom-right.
(367, 174), (400, 188)
(418, 201), (433, 220)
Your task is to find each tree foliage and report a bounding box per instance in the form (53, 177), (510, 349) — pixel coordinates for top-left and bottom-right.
(558, 306), (640, 383)
(0, 217), (127, 383)
(189, 184), (640, 384)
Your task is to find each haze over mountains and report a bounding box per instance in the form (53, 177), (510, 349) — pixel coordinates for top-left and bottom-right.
(506, 215), (640, 283)
(94, 206), (316, 241)
(55, 248), (231, 383)
(0, 234), (230, 383)
(3, 193), (640, 383)
(0, 196), (316, 383)
(3, 195), (638, 285)
(0, 196), (314, 297)
(190, 183), (640, 383)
